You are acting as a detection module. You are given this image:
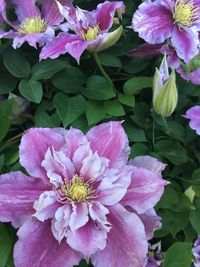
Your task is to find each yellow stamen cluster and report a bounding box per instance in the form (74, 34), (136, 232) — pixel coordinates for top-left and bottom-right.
(60, 175), (96, 202)
(18, 16), (47, 34)
(83, 26), (100, 41)
(173, 0), (199, 27)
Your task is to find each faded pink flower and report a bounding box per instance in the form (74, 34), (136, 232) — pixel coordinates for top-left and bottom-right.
(184, 106), (200, 135)
(0, 122), (167, 267)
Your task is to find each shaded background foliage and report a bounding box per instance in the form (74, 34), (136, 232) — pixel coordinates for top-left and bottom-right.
(0, 0), (199, 266)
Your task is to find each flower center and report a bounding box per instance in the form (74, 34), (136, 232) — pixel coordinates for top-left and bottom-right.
(173, 0), (199, 26)
(83, 26), (100, 41)
(18, 16), (47, 34)
(60, 175), (96, 202)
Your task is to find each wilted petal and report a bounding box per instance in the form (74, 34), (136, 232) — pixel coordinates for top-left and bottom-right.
(91, 204), (148, 267)
(14, 218), (81, 267)
(137, 209), (161, 240)
(95, 1), (125, 31)
(184, 105), (200, 135)
(132, 1), (173, 44)
(52, 204), (72, 242)
(87, 121), (130, 168)
(40, 32), (88, 63)
(69, 202), (89, 232)
(11, 0), (40, 22)
(19, 128), (67, 182)
(171, 26), (199, 64)
(0, 171), (47, 228)
(67, 220), (107, 259)
(33, 190), (60, 222)
(129, 156), (166, 177)
(121, 166), (167, 214)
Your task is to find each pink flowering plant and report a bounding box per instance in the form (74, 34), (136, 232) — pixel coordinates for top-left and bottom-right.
(0, 0), (200, 267)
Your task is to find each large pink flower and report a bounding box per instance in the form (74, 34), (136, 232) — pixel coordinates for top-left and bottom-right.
(0, 122), (167, 267)
(40, 1), (125, 63)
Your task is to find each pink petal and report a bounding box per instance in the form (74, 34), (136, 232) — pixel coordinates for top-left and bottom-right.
(132, 1), (173, 44)
(42, 148), (75, 187)
(184, 105), (200, 135)
(11, 0), (40, 22)
(171, 25), (199, 64)
(0, 171), (47, 228)
(137, 208), (161, 240)
(86, 121), (130, 168)
(51, 204), (72, 242)
(69, 202), (89, 232)
(40, 32), (88, 63)
(72, 143), (92, 174)
(121, 166), (167, 214)
(95, 1), (125, 31)
(91, 204), (148, 267)
(14, 218), (81, 267)
(33, 190), (60, 222)
(89, 202), (110, 231)
(19, 128), (67, 182)
(97, 167), (131, 206)
(129, 156), (166, 177)
(67, 220), (107, 259)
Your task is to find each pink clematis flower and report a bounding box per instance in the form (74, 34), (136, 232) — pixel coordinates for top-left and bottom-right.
(40, 1), (125, 63)
(184, 105), (200, 135)
(0, 0), (72, 48)
(0, 122), (167, 267)
(131, 0), (200, 64)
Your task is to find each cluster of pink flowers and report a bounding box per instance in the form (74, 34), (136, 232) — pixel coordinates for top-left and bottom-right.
(0, 121), (167, 267)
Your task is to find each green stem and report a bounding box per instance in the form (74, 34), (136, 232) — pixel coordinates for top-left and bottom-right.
(162, 116), (170, 135)
(93, 52), (114, 88)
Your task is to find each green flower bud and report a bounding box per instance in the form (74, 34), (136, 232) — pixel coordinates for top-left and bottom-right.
(153, 55), (178, 117)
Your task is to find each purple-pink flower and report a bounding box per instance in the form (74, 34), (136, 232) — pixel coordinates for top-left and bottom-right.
(184, 105), (200, 135)
(0, 122), (167, 267)
(131, 0), (200, 64)
(0, 0), (72, 48)
(193, 236), (200, 267)
(40, 1), (125, 63)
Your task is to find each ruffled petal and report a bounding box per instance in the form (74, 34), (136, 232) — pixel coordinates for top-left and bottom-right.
(121, 166), (167, 214)
(132, 0), (173, 44)
(14, 218), (81, 267)
(42, 148), (75, 187)
(86, 121), (130, 168)
(129, 156), (166, 177)
(171, 25), (199, 64)
(33, 190), (60, 222)
(184, 105), (200, 135)
(40, 32), (88, 63)
(89, 202), (110, 230)
(91, 204), (148, 267)
(0, 171), (47, 228)
(10, 0), (40, 22)
(69, 202), (89, 232)
(95, 1), (125, 31)
(67, 220), (107, 259)
(19, 128), (67, 182)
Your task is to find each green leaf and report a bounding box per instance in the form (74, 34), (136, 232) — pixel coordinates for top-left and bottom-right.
(124, 121), (147, 142)
(51, 66), (86, 93)
(99, 53), (121, 68)
(19, 79), (43, 103)
(163, 242), (192, 267)
(189, 54), (200, 72)
(104, 100), (125, 116)
(123, 77), (152, 95)
(118, 93), (135, 107)
(190, 199), (200, 234)
(86, 101), (105, 125)
(0, 72), (17, 94)
(31, 59), (66, 80)
(4, 52), (30, 78)
(54, 93), (86, 127)
(0, 224), (15, 267)
(0, 98), (13, 141)
(157, 187), (179, 210)
(83, 75), (115, 100)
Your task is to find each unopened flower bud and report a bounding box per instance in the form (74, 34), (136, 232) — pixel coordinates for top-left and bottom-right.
(153, 54), (178, 117)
